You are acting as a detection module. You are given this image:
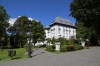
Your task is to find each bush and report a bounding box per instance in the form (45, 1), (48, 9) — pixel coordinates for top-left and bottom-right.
(52, 45), (55, 49)
(74, 44), (84, 50)
(66, 45), (75, 51)
(24, 43), (28, 49)
(60, 45), (67, 52)
(36, 44), (42, 48)
(42, 44), (47, 47)
(36, 44), (47, 48)
(46, 45), (55, 52)
(68, 39), (75, 45)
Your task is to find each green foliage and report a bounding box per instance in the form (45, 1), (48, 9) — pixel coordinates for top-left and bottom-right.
(51, 37), (55, 44)
(46, 38), (51, 43)
(36, 44), (42, 48)
(70, 0), (100, 45)
(76, 22), (88, 38)
(74, 44), (84, 50)
(59, 37), (68, 45)
(31, 20), (45, 46)
(7, 42), (12, 49)
(24, 42), (33, 51)
(60, 45), (67, 52)
(66, 45), (75, 51)
(68, 39), (76, 45)
(46, 45), (55, 52)
(8, 16), (45, 48)
(0, 5), (10, 43)
(23, 42), (28, 49)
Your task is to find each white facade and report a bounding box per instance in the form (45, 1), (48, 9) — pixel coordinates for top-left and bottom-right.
(45, 16), (76, 40)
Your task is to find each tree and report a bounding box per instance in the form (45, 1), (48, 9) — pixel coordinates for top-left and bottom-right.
(31, 20), (45, 47)
(70, 0), (100, 45)
(12, 16), (30, 48)
(0, 5), (10, 50)
(76, 22), (87, 38)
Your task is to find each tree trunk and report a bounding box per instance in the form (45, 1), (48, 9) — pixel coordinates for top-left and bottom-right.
(1, 43), (3, 51)
(19, 39), (22, 48)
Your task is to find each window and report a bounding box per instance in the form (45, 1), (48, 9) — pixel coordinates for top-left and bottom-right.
(69, 29), (71, 35)
(66, 29), (68, 34)
(63, 28), (65, 34)
(58, 26), (61, 34)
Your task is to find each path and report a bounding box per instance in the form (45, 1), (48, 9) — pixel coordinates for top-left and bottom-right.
(0, 47), (100, 66)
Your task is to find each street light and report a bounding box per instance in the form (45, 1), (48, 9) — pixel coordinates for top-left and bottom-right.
(27, 21), (32, 58)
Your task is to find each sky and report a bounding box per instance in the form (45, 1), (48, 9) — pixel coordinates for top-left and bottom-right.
(0, 0), (76, 26)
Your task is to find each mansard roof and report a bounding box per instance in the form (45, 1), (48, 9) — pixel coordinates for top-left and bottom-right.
(45, 16), (76, 29)
(50, 16), (75, 27)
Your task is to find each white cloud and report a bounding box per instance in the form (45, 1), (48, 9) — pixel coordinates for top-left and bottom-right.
(9, 18), (17, 26)
(9, 16), (38, 26)
(28, 17), (34, 21)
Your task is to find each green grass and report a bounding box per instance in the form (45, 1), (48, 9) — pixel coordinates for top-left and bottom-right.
(0, 48), (27, 62)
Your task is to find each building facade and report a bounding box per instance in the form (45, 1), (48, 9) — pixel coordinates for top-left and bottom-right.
(45, 16), (76, 40)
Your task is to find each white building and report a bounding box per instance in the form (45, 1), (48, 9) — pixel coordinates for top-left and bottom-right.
(45, 16), (76, 40)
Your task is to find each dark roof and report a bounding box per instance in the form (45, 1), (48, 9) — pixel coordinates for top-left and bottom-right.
(50, 16), (75, 26)
(44, 25), (50, 29)
(45, 16), (75, 29)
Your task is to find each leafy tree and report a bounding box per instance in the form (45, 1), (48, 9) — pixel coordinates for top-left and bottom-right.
(12, 16), (30, 48)
(0, 5), (10, 50)
(70, 0), (100, 45)
(31, 20), (45, 47)
(76, 22), (87, 38)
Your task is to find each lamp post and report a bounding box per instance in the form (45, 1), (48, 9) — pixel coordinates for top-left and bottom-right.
(27, 21), (32, 58)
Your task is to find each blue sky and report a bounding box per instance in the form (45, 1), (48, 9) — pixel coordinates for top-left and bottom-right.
(0, 0), (76, 26)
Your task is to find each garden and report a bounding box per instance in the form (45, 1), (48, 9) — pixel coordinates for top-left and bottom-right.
(45, 37), (84, 53)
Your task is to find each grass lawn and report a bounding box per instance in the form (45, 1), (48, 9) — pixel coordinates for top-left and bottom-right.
(0, 48), (27, 62)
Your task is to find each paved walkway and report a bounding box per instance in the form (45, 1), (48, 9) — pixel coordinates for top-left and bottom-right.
(0, 47), (100, 66)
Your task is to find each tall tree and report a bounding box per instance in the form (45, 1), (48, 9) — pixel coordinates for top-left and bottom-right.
(13, 16), (30, 48)
(70, 0), (100, 45)
(31, 20), (45, 47)
(0, 5), (10, 50)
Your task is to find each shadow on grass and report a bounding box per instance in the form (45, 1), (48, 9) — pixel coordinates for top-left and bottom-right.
(10, 57), (21, 60)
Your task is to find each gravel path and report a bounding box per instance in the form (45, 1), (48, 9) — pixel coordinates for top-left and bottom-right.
(0, 47), (100, 66)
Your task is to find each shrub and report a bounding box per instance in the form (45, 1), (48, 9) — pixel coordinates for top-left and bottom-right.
(24, 42), (28, 49)
(42, 44), (47, 47)
(66, 45), (75, 51)
(60, 45), (67, 52)
(74, 44), (84, 50)
(68, 39), (75, 45)
(36, 44), (42, 48)
(52, 45), (55, 49)
(46, 45), (55, 52)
